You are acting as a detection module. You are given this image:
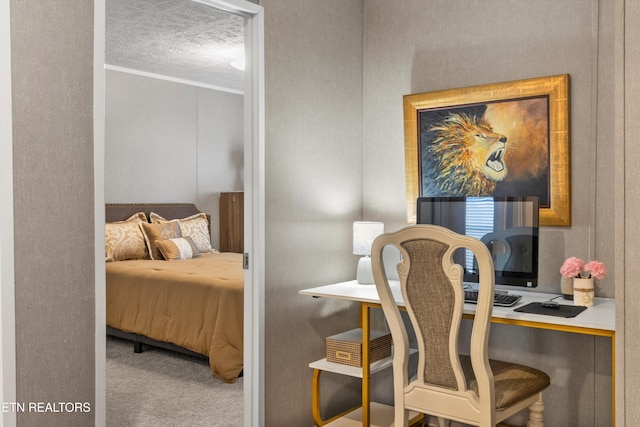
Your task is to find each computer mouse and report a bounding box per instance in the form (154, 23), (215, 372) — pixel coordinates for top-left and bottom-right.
(541, 300), (560, 308)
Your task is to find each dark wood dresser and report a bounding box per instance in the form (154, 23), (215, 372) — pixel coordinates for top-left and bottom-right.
(219, 192), (244, 253)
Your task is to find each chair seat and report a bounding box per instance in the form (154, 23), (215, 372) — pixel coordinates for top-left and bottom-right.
(460, 355), (551, 410)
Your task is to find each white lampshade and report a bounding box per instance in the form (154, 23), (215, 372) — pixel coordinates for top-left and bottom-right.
(353, 222), (384, 284)
(353, 221), (385, 256)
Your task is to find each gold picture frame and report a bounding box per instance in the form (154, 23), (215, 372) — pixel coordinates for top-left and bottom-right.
(404, 74), (570, 226)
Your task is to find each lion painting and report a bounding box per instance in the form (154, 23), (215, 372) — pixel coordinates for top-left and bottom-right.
(422, 112), (508, 196)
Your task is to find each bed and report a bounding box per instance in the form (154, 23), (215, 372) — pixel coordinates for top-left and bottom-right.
(105, 203), (243, 383)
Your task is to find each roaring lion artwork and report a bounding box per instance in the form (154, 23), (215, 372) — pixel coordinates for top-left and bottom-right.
(419, 99), (549, 204)
(404, 74), (571, 226)
(424, 112), (507, 196)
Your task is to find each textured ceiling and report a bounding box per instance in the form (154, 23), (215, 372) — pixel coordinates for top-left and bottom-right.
(106, 0), (244, 92)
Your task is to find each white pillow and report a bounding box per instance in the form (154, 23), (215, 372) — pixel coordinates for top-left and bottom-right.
(155, 237), (201, 260)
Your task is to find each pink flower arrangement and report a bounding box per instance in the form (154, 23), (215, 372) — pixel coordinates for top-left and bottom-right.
(560, 257), (607, 279)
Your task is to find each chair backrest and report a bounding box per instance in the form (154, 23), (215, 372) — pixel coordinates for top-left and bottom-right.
(371, 224), (497, 426)
(480, 226), (534, 271)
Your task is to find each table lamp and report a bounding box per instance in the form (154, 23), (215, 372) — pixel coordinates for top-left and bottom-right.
(353, 221), (384, 284)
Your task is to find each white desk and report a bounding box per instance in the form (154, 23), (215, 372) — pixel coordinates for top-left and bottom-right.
(300, 280), (616, 427)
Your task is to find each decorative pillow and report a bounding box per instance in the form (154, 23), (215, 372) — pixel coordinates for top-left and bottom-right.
(155, 237), (201, 260)
(105, 212), (148, 262)
(150, 212), (215, 253)
(140, 221), (182, 260)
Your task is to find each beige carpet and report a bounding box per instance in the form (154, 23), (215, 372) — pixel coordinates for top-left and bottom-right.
(106, 336), (243, 426)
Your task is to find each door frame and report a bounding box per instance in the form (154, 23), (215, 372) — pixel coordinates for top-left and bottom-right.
(93, 0), (265, 425)
(0, 0), (17, 426)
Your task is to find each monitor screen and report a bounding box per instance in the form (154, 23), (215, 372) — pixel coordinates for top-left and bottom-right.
(416, 196), (539, 288)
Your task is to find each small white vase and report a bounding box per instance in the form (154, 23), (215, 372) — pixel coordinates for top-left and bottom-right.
(573, 277), (595, 307)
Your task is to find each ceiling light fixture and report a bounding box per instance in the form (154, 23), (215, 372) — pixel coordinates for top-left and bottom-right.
(230, 57), (245, 71)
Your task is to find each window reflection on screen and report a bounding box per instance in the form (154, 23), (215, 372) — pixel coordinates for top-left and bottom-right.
(416, 196), (539, 288)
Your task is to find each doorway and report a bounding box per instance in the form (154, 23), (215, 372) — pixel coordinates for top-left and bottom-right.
(94, 0), (264, 425)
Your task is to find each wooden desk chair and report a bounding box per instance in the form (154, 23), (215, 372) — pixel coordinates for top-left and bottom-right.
(371, 225), (550, 427)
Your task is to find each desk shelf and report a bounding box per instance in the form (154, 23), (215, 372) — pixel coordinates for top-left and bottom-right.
(321, 402), (423, 427)
(310, 343), (422, 425)
(310, 348), (417, 378)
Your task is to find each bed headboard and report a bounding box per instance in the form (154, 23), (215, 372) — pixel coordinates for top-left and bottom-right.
(105, 203), (211, 231)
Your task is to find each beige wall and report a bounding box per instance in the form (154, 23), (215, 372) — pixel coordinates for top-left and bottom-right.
(624, 1), (640, 425)
(263, 0), (365, 424)
(10, 0), (95, 426)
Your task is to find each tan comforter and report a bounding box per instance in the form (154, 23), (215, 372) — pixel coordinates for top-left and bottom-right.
(106, 252), (243, 383)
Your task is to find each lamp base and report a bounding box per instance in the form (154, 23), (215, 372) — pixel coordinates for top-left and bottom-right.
(357, 256), (374, 284)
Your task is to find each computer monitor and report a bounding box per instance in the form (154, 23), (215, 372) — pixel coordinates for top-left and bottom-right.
(416, 196), (539, 288)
